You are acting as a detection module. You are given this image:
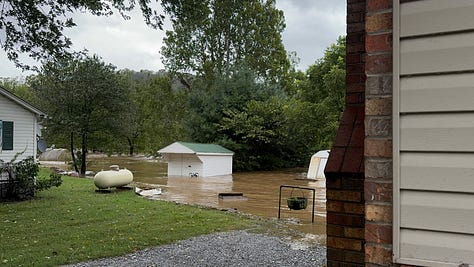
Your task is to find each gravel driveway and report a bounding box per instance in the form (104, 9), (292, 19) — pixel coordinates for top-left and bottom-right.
(62, 230), (326, 267)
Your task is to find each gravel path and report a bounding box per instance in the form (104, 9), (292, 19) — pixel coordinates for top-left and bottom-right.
(63, 230), (326, 267)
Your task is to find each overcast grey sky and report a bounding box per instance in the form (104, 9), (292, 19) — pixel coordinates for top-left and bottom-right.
(0, 1), (346, 78)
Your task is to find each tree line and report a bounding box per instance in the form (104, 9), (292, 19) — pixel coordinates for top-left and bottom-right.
(0, 0), (345, 174)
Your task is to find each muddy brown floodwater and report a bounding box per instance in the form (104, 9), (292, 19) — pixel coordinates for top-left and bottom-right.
(87, 156), (326, 242)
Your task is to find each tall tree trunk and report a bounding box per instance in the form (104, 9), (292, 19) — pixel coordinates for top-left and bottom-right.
(127, 137), (134, 156)
(70, 132), (79, 173)
(80, 132), (87, 176)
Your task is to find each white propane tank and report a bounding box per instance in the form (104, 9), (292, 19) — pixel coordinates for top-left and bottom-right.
(93, 165), (133, 189)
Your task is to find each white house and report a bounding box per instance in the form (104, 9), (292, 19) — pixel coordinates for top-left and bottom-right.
(0, 86), (46, 162)
(158, 142), (234, 177)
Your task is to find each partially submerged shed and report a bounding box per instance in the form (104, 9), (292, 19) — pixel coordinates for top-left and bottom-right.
(158, 142), (233, 177)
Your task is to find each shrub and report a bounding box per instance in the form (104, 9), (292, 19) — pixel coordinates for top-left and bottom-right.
(0, 157), (62, 200)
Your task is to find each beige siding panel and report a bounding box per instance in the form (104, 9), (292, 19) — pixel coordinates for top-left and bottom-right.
(400, 229), (474, 265)
(400, 113), (474, 152)
(401, 0), (474, 37)
(401, 190), (474, 234)
(400, 32), (474, 75)
(400, 74), (474, 113)
(400, 152), (474, 193)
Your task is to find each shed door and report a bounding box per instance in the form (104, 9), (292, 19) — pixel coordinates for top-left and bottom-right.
(394, 1), (474, 266)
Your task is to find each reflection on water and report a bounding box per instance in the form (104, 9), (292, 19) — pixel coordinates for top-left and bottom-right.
(87, 156), (326, 237)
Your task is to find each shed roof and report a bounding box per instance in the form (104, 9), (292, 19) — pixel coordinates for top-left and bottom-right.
(179, 142), (233, 154)
(158, 142), (234, 155)
(0, 86), (46, 116)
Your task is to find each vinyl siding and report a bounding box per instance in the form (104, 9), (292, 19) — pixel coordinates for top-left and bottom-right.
(166, 154), (202, 177)
(395, 1), (474, 266)
(0, 94), (37, 162)
(198, 155), (233, 177)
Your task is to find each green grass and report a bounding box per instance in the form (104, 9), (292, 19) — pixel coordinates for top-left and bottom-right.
(0, 175), (254, 267)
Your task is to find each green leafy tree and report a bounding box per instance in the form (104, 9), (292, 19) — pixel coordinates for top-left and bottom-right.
(215, 37), (346, 170)
(187, 64), (283, 144)
(0, 78), (36, 104)
(300, 36), (346, 106)
(161, 0), (289, 83)
(0, 0), (164, 69)
(298, 36), (346, 151)
(30, 55), (127, 175)
(134, 74), (190, 154)
(219, 97), (288, 170)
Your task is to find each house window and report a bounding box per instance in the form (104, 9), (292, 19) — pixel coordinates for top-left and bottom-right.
(1, 121), (14, 151)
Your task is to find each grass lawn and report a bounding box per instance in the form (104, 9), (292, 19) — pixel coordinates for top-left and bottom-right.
(0, 174), (255, 267)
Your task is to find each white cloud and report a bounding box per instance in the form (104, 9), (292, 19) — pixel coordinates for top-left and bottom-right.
(276, 0), (346, 71)
(0, 1), (346, 78)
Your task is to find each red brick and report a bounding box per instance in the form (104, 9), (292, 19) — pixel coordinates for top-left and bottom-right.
(366, 223), (392, 244)
(345, 251), (365, 264)
(328, 213), (365, 227)
(365, 181), (392, 203)
(366, 97), (392, 116)
(366, 244), (392, 265)
(346, 92), (365, 104)
(327, 201), (344, 213)
(327, 248), (365, 264)
(327, 224), (345, 237)
(348, 22), (365, 33)
(334, 124), (354, 147)
(348, 2), (366, 13)
(347, 42), (366, 53)
(342, 147), (363, 173)
(328, 236), (364, 251)
(366, 12), (392, 33)
(340, 107), (358, 125)
(347, 63), (365, 74)
(365, 139), (392, 158)
(366, 204), (392, 223)
(326, 147), (346, 173)
(359, 159), (364, 173)
(347, 12), (364, 23)
(342, 178), (364, 191)
(347, 53), (362, 64)
(327, 177), (342, 189)
(343, 203), (365, 215)
(327, 190), (362, 202)
(345, 227), (365, 239)
(349, 124), (365, 147)
(347, 32), (365, 44)
(327, 200), (365, 215)
(347, 74), (365, 84)
(355, 106), (365, 125)
(367, 0), (392, 13)
(366, 53), (392, 74)
(347, 83), (365, 93)
(366, 33), (392, 52)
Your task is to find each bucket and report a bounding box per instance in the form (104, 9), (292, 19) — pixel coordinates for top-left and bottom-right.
(287, 196), (308, 210)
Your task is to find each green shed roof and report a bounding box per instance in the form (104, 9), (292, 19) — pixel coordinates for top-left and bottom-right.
(178, 142), (233, 154)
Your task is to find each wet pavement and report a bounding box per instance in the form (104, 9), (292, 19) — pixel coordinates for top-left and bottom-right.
(86, 156), (326, 241)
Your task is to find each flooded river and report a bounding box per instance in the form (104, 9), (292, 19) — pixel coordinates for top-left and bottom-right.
(86, 156), (326, 239)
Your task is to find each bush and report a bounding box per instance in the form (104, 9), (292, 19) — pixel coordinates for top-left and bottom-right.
(0, 157), (62, 200)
